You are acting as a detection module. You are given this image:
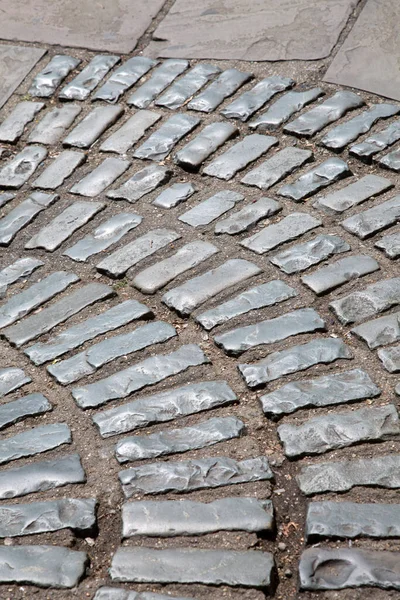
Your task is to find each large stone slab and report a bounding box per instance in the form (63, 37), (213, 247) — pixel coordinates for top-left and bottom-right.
(324, 0), (400, 101)
(0, 45), (46, 110)
(147, 0), (359, 61)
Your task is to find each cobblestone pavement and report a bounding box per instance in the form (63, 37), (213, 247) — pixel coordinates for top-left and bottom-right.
(1, 39), (400, 600)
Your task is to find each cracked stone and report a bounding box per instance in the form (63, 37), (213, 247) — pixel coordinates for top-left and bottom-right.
(63, 105), (123, 149)
(376, 231), (400, 259)
(0, 145), (48, 189)
(241, 146), (312, 190)
(0, 101), (44, 143)
(0, 393), (51, 431)
(352, 310), (400, 349)
(33, 150), (86, 190)
(341, 195), (400, 238)
(302, 254), (380, 295)
(350, 120), (400, 161)
(221, 76), (294, 121)
(0, 422), (71, 464)
(134, 114), (200, 161)
(28, 105), (82, 145)
(127, 59), (188, 108)
(0, 257), (44, 298)
(156, 63), (221, 110)
(93, 57), (157, 103)
(330, 277), (400, 324)
(0, 191), (57, 246)
(100, 110), (161, 154)
(249, 88), (324, 130)
(187, 68), (252, 113)
(0, 367), (31, 397)
(278, 157), (350, 201)
(29, 55), (80, 97)
(59, 55), (120, 101)
(271, 234), (350, 274)
(378, 346), (400, 372)
(152, 183), (196, 208)
(215, 197), (281, 235)
(314, 174), (393, 213)
(107, 164), (172, 202)
(174, 121), (238, 172)
(179, 190), (244, 227)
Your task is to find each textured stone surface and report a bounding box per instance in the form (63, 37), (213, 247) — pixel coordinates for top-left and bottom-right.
(352, 310), (400, 349)
(0, 545), (87, 588)
(241, 146), (312, 190)
(156, 64), (221, 110)
(134, 114), (200, 161)
(127, 60), (188, 108)
(93, 380), (236, 438)
(119, 455), (273, 497)
(379, 148), (400, 172)
(179, 190), (243, 227)
(63, 106), (123, 149)
(0, 393), (51, 431)
(28, 105), (82, 145)
(284, 91), (363, 137)
(378, 345), (400, 372)
(215, 308), (325, 356)
(162, 258), (261, 316)
(250, 88), (324, 130)
(0, 145), (47, 189)
(330, 277), (400, 324)
(0, 422), (71, 464)
(351, 120), (400, 161)
(122, 497), (273, 537)
(279, 404), (399, 458)
(187, 68), (252, 113)
(111, 547), (273, 588)
(0, 45), (45, 109)
(0, 257), (44, 298)
(93, 57), (157, 102)
(70, 158), (130, 197)
(197, 280), (297, 330)
(33, 150), (86, 190)
(0, 191), (57, 246)
(59, 55), (120, 100)
(341, 195), (400, 238)
(239, 338), (353, 388)
(300, 548), (400, 591)
(298, 454), (400, 495)
(302, 254), (379, 295)
(0, 101), (44, 143)
(97, 229), (180, 278)
(26, 299), (151, 365)
(174, 122), (238, 172)
(306, 501), (400, 540)
(271, 234), (350, 274)
(116, 416), (244, 462)
(72, 344), (208, 409)
(242, 212), (321, 254)
(152, 183), (196, 209)
(29, 55), (80, 97)
(0, 367), (31, 397)
(314, 174), (393, 213)
(132, 240), (218, 294)
(95, 590), (194, 600)
(100, 111), (161, 155)
(260, 368), (380, 417)
(107, 165), (172, 203)
(278, 157), (350, 201)
(215, 197), (281, 235)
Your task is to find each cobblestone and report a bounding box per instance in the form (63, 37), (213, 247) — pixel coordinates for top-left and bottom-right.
(302, 254), (380, 295)
(107, 164), (172, 202)
(179, 190), (243, 227)
(270, 234), (350, 273)
(33, 150), (86, 190)
(28, 105), (82, 145)
(278, 157), (350, 201)
(0, 101), (44, 143)
(314, 174), (392, 213)
(29, 55), (80, 97)
(0, 393), (51, 430)
(215, 197), (281, 235)
(221, 76), (294, 121)
(156, 63), (221, 110)
(0, 191), (57, 245)
(100, 110), (161, 155)
(59, 55), (120, 101)
(187, 68), (252, 113)
(0, 145), (47, 188)
(70, 157), (130, 197)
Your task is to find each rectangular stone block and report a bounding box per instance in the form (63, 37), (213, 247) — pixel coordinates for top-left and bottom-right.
(33, 150), (86, 190)
(378, 345), (400, 373)
(378, 148), (400, 172)
(0, 101), (44, 143)
(376, 231), (400, 259)
(94, 590), (195, 600)
(249, 88), (324, 130)
(63, 105), (123, 148)
(341, 195), (400, 239)
(179, 190), (243, 227)
(0, 146), (47, 188)
(152, 183), (196, 209)
(100, 110), (161, 154)
(0, 393), (51, 431)
(28, 105), (82, 145)
(0, 422), (71, 464)
(187, 68), (252, 113)
(174, 121), (238, 172)
(156, 63), (221, 110)
(0, 257), (44, 298)
(29, 55), (80, 97)
(59, 55), (120, 100)
(330, 277), (400, 324)
(301, 254), (379, 295)
(278, 157), (350, 201)
(127, 59), (188, 108)
(351, 311), (400, 349)
(314, 174), (393, 214)
(270, 234), (350, 274)
(107, 164), (172, 202)
(0, 191), (57, 246)
(221, 76), (294, 121)
(241, 146), (312, 190)
(0, 367), (31, 397)
(93, 57), (157, 103)
(215, 197), (281, 235)
(134, 114), (200, 161)
(350, 120), (400, 161)
(70, 158), (130, 197)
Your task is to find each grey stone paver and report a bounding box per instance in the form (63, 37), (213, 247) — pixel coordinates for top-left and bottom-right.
(96, 589), (195, 600)
(70, 158), (130, 197)
(249, 88), (324, 130)
(0, 422), (71, 464)
(179, 190), (243, 227)
(127, 59), (188, 108)
(0, 393), (51, 431)
(100, 110), (161, 155)
(33, 150), (86, 190)
(115, 415), (244, 462)
(0, 45), (45, 109)
(59, 55), (120, 101)
(0, 101), (44, 143)
(152, 183), (196, 208)
(156, 63), (221, 110)
(174, 121), (238, 172)
(342, 194), (400, 239)
(93, 57), (157, 102)
(330, 277), (400, 324)
(119, 455), (273, 497)
(314, 174), (393, 213)
(0, 367), (31, 397)
(352, 310), (400, 349)
(187, 68), (252, 113)
(110, 547), (274, 588)
(271, 234), (350, 274)
(0, 145), (48, 188)
(278, 157), (350, 201)
(0, 257), (44, 297)
(107, 164), (172, 202)
(63, 105), (123, 149)
(0, 191), (57, 246)
(215, 197), (281, 235)
(29, 55), (80, 97)
(241, 146), (312, 190)
(0, 193), (15, 209)
(134, 114), (200, 161)
(28, 105), (82, 145)
(301, 254), (380, 295)
(378, 345), (400, 372)
(350, 120), (400, 161)
(92, 380), (236, 438)
(379, 147), (400, 172)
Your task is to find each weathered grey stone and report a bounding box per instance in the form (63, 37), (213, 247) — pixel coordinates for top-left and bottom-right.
(97, 229), (180, 278)
(249, 88), (324, 130)
(221, 76), (294, 121)
(0, 257), (44, 298)
(100, 110), (161, 154)
(0, 498), (96, 538)
(63, 105), (123, 148)
(302, 254), (379, 295)
(73, 344), (208, 409)
(174, 122), (238, 172)
(94, 590), (195, 600)
(0, 453), (86, 499)
(0, 145), (47, 188)
(4, 282), (114, 347)
(116, 416), (244, 462)
(187, 68), (252, 113)
(300, 547), (400, 591)
(271, 234), (350, 274)
(29, 55), (80, 97)
(215, 197), (281, 235)
(0, 193), (15, 209)
(0, 545), (87, 588)
(298, 453), (400, 495)
(341, 195), (400, 239)
(241, 146), (312, 190)
(162, 258), (261, 316)
(26, 201), (105, 251)
(0, 271), (78, 329)
(156, 63), (221, 110)
(152, 183), (196, 208)
(132, 241), (218, 294)
(330, 277), (400, 325)
(278, 157), (350, 201)
(352, 310), (400, 349)
(376, 231), (400, 258)
(0, 423), (71, 464)
(107, 164), (172, 202)
(242, 212), (321, 254)
(110, 546), (273, 588)
(0, 192), (57, 246)
(70, 157), (129, 197)
(379, 147), (400, 172)
(93, 57), (157, 103)
(314, 174), (393, 214)
(64, 213), (142, 262)
(122, 497), (273, 537)
(28, 105), (82, 145)
(321, 103), (400, 150)
(378, 345), (400, 372)
(0, 367), (31, 397)
(284, 91), (364, 137)
(48, 321), (176, 385)
(119, 455), (273, 497)
(59, 55), (120, 101)
(179, 190), (244, 227)
(215, 308), (325, 356)
(306, 501), (400, 540)
(134, 114), (200, 161)
(93, 380), (236, 438)
(279, 404), (399, 458)
(0, 101), (44, 143)
(33, 150), (86, 190)
(350, 120), (400, 161)
(0, 393), (51, 431)
(127, 59), (188, 108)
(239, 338), (353, 388)
(26, 299), (151, 365)
(0, 45), (45, 110)
(260, 368), (380, 417)
(197, 280), (297, 330)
